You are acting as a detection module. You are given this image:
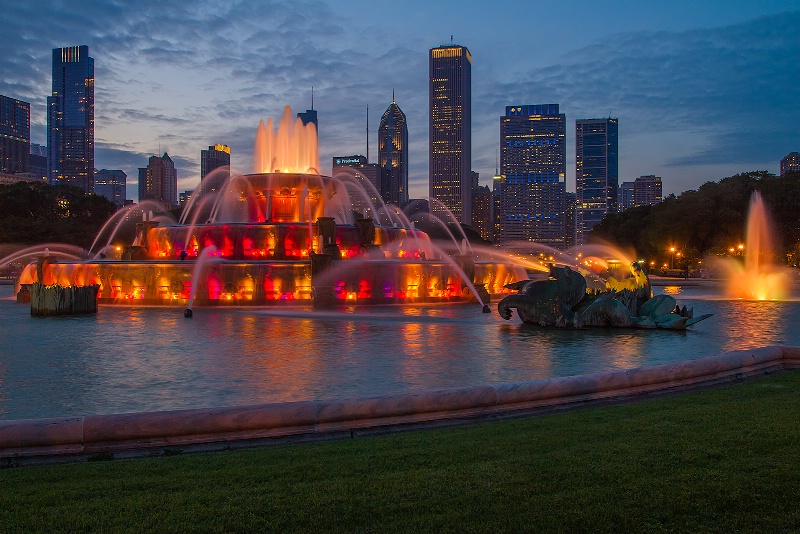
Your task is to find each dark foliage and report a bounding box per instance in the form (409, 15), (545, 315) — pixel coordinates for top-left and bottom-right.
(590, 171), (800, 265)
(0, 181), (118, 249)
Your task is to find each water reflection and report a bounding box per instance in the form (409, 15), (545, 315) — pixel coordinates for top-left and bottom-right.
(1, 283), (799, 420)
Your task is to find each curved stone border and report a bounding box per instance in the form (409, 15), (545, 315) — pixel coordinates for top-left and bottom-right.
(2, 346), (799, 463)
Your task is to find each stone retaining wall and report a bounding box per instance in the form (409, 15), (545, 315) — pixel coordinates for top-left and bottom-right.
(2, 346), (798, 463)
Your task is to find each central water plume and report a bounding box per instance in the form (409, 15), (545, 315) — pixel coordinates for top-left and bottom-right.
(254, 106), (319, 175)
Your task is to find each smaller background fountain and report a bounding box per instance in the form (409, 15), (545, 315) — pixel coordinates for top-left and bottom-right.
(717, 191), (790, 300)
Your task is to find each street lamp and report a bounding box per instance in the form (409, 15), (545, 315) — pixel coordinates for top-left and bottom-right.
(670, 247), (676, 269)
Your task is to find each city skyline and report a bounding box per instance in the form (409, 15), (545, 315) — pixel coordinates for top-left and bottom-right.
(1, 1), (798, 202)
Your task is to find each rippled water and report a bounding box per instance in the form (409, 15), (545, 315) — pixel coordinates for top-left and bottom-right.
(2, 283), (799, 420)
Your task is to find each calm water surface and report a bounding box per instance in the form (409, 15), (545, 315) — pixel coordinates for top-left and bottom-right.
(1, 283), (798, 420)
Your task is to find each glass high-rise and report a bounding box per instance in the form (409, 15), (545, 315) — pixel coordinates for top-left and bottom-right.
(200, 144), (231, 196)
(575, 118), (618, 245)
(48, 45), (94, 192)
(378, 95), (408, 206)
(497, 104), (566, 247)
(0, 95), (30, 175)
(429, 44), (471, 224)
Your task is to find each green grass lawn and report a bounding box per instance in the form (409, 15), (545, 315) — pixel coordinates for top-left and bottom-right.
(2, 371), (799, 532)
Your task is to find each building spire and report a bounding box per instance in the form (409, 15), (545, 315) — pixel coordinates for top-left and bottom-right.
(392, 89), (395, 104)
(366, 105), (369, 164)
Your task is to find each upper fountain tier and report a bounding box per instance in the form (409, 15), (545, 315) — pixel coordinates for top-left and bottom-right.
(254, 106), (319, 175)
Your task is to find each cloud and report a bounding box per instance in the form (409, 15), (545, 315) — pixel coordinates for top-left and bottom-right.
(479, 12), (800, 172)
(2, 2), (798, 201)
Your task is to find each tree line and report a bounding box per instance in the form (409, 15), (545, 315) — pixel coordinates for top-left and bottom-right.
(589, 171), (800, 269)
(0, 181), (118, 249)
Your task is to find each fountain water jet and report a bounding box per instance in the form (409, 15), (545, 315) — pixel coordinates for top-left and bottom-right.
(5, 107), (526, 307)
(723, 192), (789, 300)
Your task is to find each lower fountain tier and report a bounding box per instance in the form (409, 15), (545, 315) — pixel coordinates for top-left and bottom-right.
(18, 260), (526, 305)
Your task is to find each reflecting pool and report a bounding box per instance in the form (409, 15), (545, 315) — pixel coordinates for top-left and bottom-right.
(2, 283), (799, 420)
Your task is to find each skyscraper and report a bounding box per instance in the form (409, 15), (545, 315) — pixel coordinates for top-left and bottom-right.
(633, 175), (662, 207)
(497, 104), (566, 248)
(94, 169), (127, 207)
(619, 181), (635, 211)
(332, 155), (384, 216)
(48, 45), (94, 192)
(429, 44), (472, 224)
(0, 95), (30, 175)
(378, 95), (409, 206)
(575, 118), (618, 245)
(200, 144), (231, 196)
(780, 152), (800, 176)
(138, 153), (177, 208)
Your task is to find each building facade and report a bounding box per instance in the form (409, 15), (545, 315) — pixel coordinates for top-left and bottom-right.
(200, 144), (231, 196)
(138, 153), (177, 208)
(29, 143), (48, 181)
(332, 155), (384, 215)
(633, 175), (662, 207)
(471, 184), (493, 241)
(94, 169), (127, 207)
(378, 96), (409, 206)
(297, 108), (318, 130)
(429, 44), (472, 224)
(0, 95), (30, 175)
(575, 118), (618, 245)
(619, 181), (635, 211)
(496, 104), (566, 248)
(780, 152), (800, 176)
(48, 45), (94, 192)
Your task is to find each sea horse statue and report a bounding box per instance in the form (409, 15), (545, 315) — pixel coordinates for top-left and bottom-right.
(498, 263), (712, 330)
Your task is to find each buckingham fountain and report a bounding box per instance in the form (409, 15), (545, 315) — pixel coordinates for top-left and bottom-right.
(11, 107), (525, 311)
(2, 109), (799, 459)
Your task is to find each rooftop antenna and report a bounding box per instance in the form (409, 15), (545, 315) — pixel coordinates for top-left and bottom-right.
(366, 106), (369, 164)
(450, 34), (453, 44)
(392, 88), (395, 103)
(311, 86), (314, 110)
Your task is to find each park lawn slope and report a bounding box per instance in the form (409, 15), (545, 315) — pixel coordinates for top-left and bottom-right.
(1, 370), (799, 532)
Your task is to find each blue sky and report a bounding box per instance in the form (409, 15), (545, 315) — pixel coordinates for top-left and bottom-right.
(1, 1), (798, 202)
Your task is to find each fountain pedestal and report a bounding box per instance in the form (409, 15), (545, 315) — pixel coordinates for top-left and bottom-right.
(311, 251), (337, 308)
(30, 282), (100, 316)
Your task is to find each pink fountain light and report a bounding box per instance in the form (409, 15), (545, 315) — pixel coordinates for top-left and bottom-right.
(725, 192), (789, 300)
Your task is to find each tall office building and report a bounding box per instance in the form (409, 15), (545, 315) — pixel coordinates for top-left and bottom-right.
(575, 118), (618, 245)
(200, 144), (231, 196)
(332, 155), (383, 215)
(429, 44), (472, 224)
(297, 108), (318, 129)
(138, 153), (177, 208)
(471, 184), (493, 241)
(633, 175), (662, 207)
(0, 95), (30, 175)
(496, 104), (566, 248)
(619, 181), (635, 211)
(48, 45), (94, 192)
(29, 143), (48, 181)
(780, 152), (800, 176)
(378, 95), (409, 206)
(94, 169), (127, 207)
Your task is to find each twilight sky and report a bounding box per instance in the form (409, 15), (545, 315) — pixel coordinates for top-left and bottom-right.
(2, 1), (798, 202)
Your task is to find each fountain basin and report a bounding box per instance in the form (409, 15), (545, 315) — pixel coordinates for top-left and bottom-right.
(2, 345), (797, 463)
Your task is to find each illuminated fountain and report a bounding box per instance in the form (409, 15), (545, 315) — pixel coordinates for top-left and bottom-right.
(721, 192), (790, 300)
(10, 107), (526, 308)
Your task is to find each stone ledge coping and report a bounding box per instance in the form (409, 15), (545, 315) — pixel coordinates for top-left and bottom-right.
(2, 345), (798, 461)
